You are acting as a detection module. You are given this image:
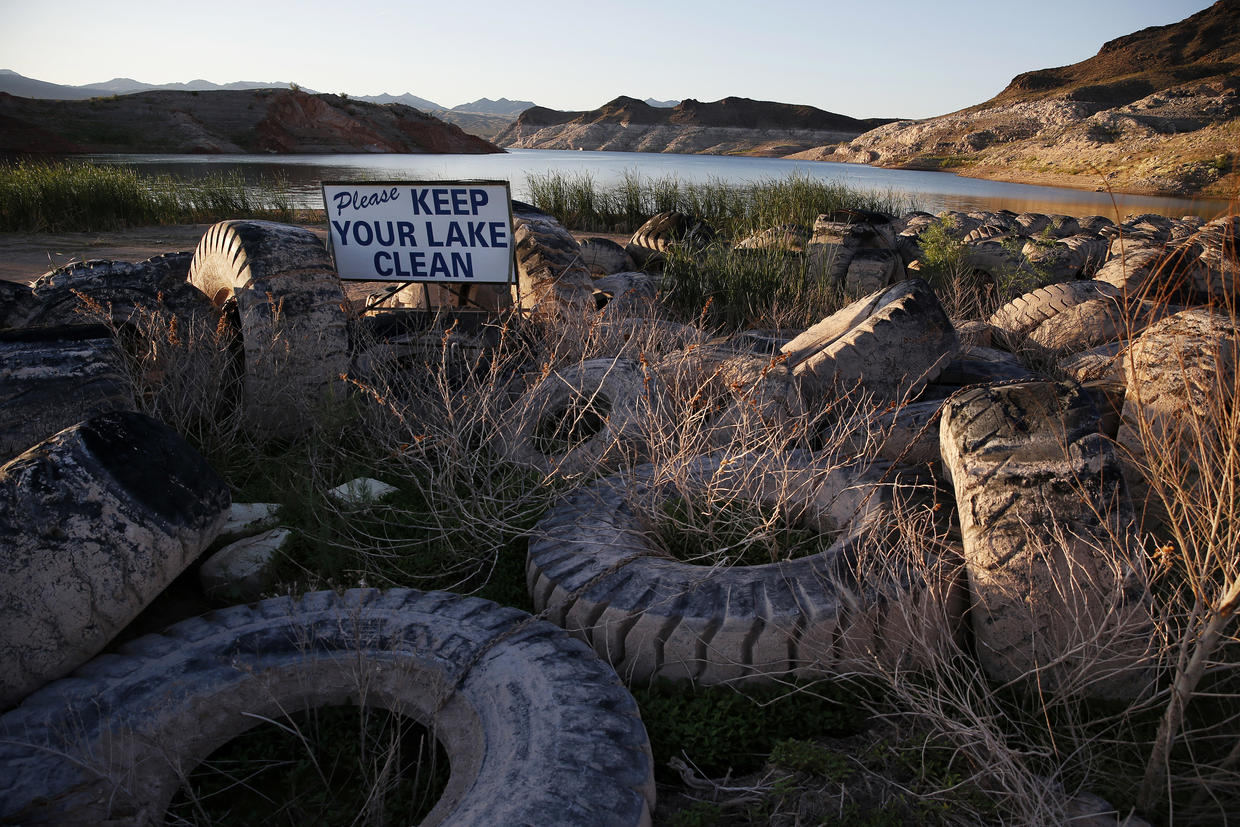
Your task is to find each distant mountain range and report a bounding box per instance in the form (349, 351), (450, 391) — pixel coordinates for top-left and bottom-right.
(0, 70), (536, 140)
(0, 70), (529, 112)
(0, 70), (302, 100)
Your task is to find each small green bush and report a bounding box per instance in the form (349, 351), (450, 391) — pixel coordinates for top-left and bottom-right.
(632, 679), (863, 780)
(770, 738), (855, 780)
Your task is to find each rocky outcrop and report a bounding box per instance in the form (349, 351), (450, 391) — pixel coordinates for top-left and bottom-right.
(496, 95), (891, 156)
(792, 0), (1240, 197)
(0, 88), (502, 155)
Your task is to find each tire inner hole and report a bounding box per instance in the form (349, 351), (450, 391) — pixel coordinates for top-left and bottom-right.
(532, 391), (611, 456)
(167, 704), (450, 824)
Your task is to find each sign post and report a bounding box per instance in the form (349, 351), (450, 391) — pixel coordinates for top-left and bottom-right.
(322, 181), (514, 287)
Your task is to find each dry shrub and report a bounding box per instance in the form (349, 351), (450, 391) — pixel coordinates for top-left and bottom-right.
(91, 219), (1240, 823)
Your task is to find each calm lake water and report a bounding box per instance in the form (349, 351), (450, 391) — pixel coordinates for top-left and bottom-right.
(81, 149), (1232, 221)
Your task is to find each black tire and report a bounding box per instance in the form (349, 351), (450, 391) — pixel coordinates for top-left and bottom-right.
(0, 588), (655, 826)
(0, 280), (38, 329)
(527, 452), (958, 685)
(0, 324), (133, 463)
(626, 211), (714, 267)
(0, 411), (230, 709)
(28, 254), (212, 329)
(987, 280), (1120, 340)
(512, 213), (595, 317)
(188, 221), (349, 435)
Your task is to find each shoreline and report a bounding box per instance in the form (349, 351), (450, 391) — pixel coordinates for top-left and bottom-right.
(917, 162), (1238, 205)
(775, 149), (1237, 205)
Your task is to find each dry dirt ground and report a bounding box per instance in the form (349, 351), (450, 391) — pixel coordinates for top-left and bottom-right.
(0, 224), (255, 284)
(0, 224), (632, 285)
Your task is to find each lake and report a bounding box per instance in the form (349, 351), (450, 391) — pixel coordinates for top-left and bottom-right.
(80, 149), (1232, 221)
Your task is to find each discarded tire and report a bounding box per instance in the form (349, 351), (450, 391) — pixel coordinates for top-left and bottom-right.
(0, 411), (230, 709)
(1092, 246), (1168, 296)
(0, 588), (655, 826)
(0, 324), (133, 463)
(494, 357), (662, 475)
(593, 270), (658, 314)
(1025, 298), (1179, 354)
(527, 451), (960, 685)
(1193, 214), (1240, 302)
(1115, 308), (1238, 529)
(579, 236), (636, 275)
(939, 381), (1153, 699)
(780, 279), (959, 403)
(27, 254), (212, 329)
(987, 280), (1120, 340)
(512, 212), (595, 318)
(0, 280), (38, 329)
(188, 220), (349, 435)
(653, 345), (803, 443)
(626, 211), (714, 267)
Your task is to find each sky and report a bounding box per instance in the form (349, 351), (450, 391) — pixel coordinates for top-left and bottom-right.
(0, 0), (1218, 119)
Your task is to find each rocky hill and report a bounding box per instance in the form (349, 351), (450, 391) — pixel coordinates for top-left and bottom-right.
(0, 88), (501, 155)
(793, 0), (1240, 197)
(495, 95), (892, 156)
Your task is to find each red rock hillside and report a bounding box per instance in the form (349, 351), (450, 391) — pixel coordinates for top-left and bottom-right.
(0, 88), (501, 155)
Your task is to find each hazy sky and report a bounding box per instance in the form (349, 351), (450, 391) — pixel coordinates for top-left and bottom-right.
(0, 0), (1216, 118)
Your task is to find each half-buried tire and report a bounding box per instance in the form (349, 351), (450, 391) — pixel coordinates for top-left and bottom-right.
(527, 451), (962, 685)
(779, 278), (959, 403)
(0, 588), (655, 826)
(188, 220), (349, 436)
(494, 357), (662, 475)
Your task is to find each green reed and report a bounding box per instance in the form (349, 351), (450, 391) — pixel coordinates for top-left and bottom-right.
(0, 160), (294, 232)
(525, 169), (915, 237)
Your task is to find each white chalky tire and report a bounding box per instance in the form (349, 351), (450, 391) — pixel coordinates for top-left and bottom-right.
(987, 280), (1120, 340)
(527, 451), (960, 685)
(188, 220), (349, 435)
(779, 278), (959, 403)
(0, 411), (230, 710)
(939, 381), (1153, 699)
(1025, 298), (1181, 355)
(494, 357), (662, 475)
(652, 345), (803, 443)
(0, 588), (655, 826)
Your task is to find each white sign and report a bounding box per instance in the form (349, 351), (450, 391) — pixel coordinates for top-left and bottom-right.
(322, 181), (514, 283)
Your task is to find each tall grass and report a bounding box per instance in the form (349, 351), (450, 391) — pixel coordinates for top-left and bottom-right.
(0, 160), (294, 232)
(66, 201), (1240, 824)
(660, 242), (847, 330)
(526, 170), (916, 236)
